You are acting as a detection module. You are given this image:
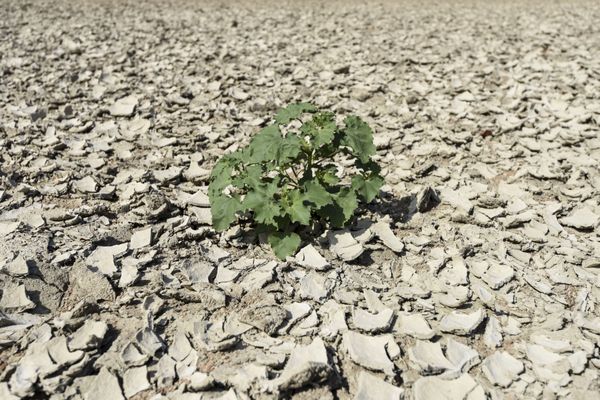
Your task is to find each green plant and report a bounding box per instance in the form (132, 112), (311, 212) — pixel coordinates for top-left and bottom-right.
(208, 102), (384, 259)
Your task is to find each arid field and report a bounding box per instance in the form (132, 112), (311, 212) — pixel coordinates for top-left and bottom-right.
(1, 0), (600, 399)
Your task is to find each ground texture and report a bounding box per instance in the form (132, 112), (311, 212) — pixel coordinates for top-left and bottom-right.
(1, 0), (600, 399)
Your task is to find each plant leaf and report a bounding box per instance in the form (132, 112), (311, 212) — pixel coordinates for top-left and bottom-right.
(247, 124), (282, 163)
(301, 112), (336, 147)
(335, 188), (358, 223)
(285, 190), (311, 225)
(341, 116), (376, 163)
(278, 134), (303, 163)
(303, 181), (333, 208)
(352, 174), (384, 202)
(243, 181), (282, 226)
(211, 195), (241, 231)
(268, 231), (301, 260)
(275, 103), (317, 124)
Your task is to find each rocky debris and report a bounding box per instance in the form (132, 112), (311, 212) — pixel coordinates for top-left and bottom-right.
(0, 255), (29, 277)
(440, 309), (485, 335)
(482, 351), (524, 387)
(560, 207), (599, 231)
(352, 307), (394, 333)
(354, 371), (404, 400)
(371, 222), (404, 253)
(1, 0), (600, 398)
(69, 320), (108, 350)
(396, 312), (435, 340)
(413, 374), (486, 400)
(408, 340), (454, 375)
(130, 227), (152, 249)
(295, 244), (330, 271)
(0, 284), (35, 313)
(270, 337), (331, 391)
(83, 367), (125, 400)
(327, 230), (364, 261)
(109, 95), (138, 117)
(343, 331), (398, 376)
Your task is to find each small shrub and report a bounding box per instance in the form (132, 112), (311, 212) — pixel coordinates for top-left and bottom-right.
(208, 102), (383, 259)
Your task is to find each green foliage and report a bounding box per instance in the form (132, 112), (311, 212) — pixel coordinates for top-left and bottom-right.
(208, 103), (384, 259)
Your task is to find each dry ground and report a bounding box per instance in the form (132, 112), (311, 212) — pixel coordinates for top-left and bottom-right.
(1, 0), (600, 399)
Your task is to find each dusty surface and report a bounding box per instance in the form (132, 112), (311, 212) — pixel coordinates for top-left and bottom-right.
(1, 0), (600, 399)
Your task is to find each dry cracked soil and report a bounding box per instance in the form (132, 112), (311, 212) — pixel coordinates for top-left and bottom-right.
(1, 0), (600, 399)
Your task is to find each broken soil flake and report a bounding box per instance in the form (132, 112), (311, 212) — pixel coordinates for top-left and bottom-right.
(327, 230), (364, 261)
(481, 351), (524, 387)
(295, 244), (330, 270)
(343, 331), (397, 375)
(109, 95), (138, 117)
(440, 309), (485, 335)
(560, 207), (599, 231)
(355, 371), (404, 400)
(0, 284), (35, 312)
(83, 367), (125, 400)
(413, 374), (486, 400)
(270, 337), (331, 391)
(130, 227), (152, 249)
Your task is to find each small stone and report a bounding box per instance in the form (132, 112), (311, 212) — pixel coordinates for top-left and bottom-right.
(526, 343), (564, 366)
(560, 207), (599, 231)
(408, 340), (454, 375)
(0, 284), (35, 313)
(327, 230), (364, 261)
(130, 227), (152, 249)
(271, 337), (331, 390)
(413, 374), (485, 400)
(440, 309), (485, 335)
(186, 189), (211, 207)
(1, 255), (29, 277)
(46, 336), (84, 367)
(445, 338), (480, 375)
(396, 312), (435, 340)
(239, 304), (287, 335)
(482, 351), (524, 387)
(118, 263), (139, 288)
(295, 244), (330, 270)
(343, 331), (396, 375)
(181, 261), (214, 284)
(74, 176), (99, 193)
(110, 95), (138, 117)
(120, 342), (149, 367)
(439, 188), (474, 214)
(568, 351), (587, 374)
(483, 316), (503, 348)
(530, 334), (571, 353)
(83, 367), (125, 400)
(481, 262), (514, 289)
(123, 366), (150, 398)
(355, 371), (404, 400)
(371, 222), (404, 253)
(352, 307), (394, 333)
(299, 271), (329, 301)
(68, 320), (108, 351)
(135, 326), (164, 357)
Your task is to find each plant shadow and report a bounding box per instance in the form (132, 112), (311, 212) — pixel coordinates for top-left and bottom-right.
(365, 187), (440, 224)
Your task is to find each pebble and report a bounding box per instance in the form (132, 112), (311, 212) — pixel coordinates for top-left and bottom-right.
(295, 244), (330, 270)
(439, 309), (485, 335)
(109, 95), (138, 117)
(354, 371), (404, 400)
(396, 312), (435, 340)
(482, 351), (525, 387)
(413, 374), (485, 400)
(343, 331), (397, 375)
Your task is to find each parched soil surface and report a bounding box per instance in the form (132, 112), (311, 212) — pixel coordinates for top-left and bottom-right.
(1, 0), (600, 399)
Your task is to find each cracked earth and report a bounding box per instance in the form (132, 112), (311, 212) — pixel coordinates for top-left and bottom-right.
(1, 0), (600, 399)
